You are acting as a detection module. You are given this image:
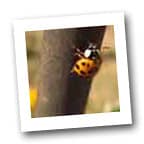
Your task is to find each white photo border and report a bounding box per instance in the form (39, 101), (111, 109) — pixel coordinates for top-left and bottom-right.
(13, 12), (132, 132)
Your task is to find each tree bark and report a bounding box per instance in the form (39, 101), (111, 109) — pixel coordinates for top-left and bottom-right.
(35, 26), (105, 117)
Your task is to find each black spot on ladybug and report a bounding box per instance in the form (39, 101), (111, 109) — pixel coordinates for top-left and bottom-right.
(81, 62), (86, 66)
(80, 70), (86, 75)
(76, 64), (80, 70)
(88, 70), (93, 74)
(87, 63), (90, 67)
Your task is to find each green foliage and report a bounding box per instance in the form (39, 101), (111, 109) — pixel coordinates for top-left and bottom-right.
(111, 106), (120, 112)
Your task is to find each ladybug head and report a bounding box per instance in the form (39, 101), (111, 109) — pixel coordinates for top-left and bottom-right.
(84, 43), (101, 60)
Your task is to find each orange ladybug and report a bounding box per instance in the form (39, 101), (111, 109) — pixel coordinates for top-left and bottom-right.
(71, 43), (102, 77)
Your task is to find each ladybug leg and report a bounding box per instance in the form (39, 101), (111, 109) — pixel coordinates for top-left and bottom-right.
(75, 48), (84, 58)
(72, 46), (85, 58)
(70, 68), (74, 73)
(74, 52), (83, 58)
(75, 48), (81, 53)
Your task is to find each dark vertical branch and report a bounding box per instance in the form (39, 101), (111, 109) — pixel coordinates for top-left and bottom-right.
(65, 26), (106, 114)
(35, 26), (106, 117)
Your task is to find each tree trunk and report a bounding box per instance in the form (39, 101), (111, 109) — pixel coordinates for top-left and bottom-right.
(35, 26), (105, 117)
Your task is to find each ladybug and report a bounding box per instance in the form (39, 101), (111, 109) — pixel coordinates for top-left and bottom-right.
(71, 43), (102, 78)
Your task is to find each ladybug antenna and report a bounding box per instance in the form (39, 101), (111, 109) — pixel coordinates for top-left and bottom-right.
(88, 42), (93, 48)
(88, 43), (97, 50)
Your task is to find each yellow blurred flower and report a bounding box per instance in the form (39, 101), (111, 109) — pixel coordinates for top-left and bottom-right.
(30, 87), (38, 112)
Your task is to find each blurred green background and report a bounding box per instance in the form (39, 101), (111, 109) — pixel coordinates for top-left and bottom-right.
(25, 26), (120, 115)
